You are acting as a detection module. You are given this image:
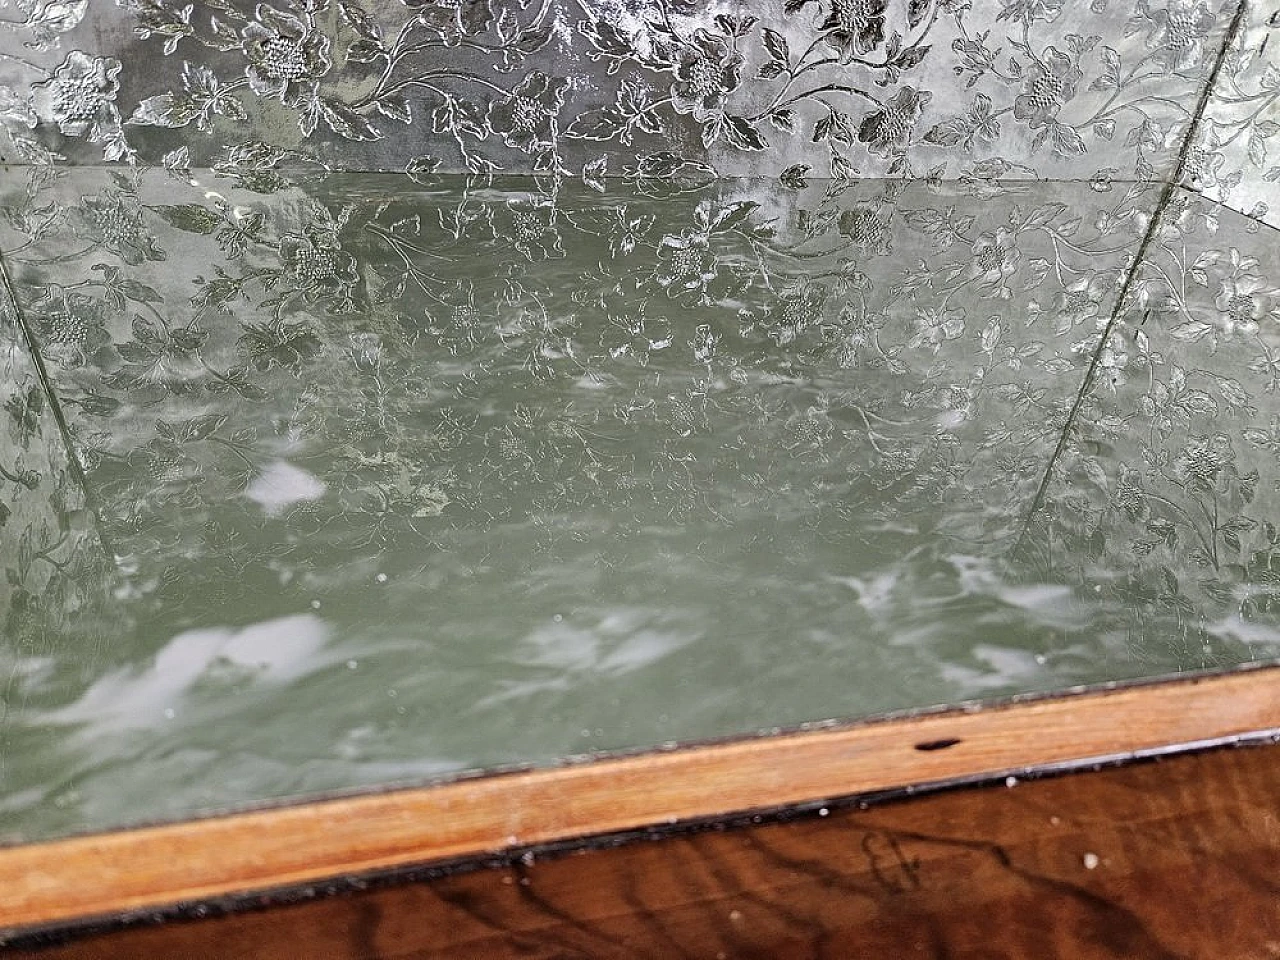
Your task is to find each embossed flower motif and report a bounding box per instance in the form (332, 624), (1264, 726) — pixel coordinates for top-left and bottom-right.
(1013, 46), (1081, 128)
(837, 205), (892, 256)
(1051, 274), (1108, 331)
(487, 422), (532, 465)
(668, 29), (743, 122)
(448, 299), (482, 340)
(1173, 434), (1234, 493)
(239, 317), (322, 374)
(505, 201), (565, 261)
(1213, 273), (1269, 338)
(1182, 139), (1226, 190)
(280, 232), (359, 304)
(937, 382), (975, 428)
(969, 227), (1021, 296)
(488, 71), (569, 154)
(655, 231), (718, 299)
(32, 51), (121, 137)
(33, 290), (113, 368)
(857, 86), (931, 158)
(1114, 465), (1147, 519)
(1135, 0), (1217, 73)
(426, 286), (486, 352)
(663, 390), (705, 435)
(131, 439), (199, 489)
(80, 192), (165, 266)
(909, 307), (965, 353)
(765, 280), (827, 345)
(240, 5), (332, 104)
(784, 406), (832, 451)
(820, 0), (888, 59)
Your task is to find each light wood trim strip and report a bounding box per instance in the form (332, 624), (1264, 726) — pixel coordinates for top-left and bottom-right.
(3, 666), (1278, 932)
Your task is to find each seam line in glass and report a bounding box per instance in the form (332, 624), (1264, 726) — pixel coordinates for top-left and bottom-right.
(1013, 0), (1252, 556)
(0, 251), (116, 559)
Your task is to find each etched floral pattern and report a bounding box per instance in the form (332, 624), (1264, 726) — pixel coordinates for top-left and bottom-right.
(1024, 190), (1280, 665)
(5, 167), (1256, 643)
(0, 275), (106, 648)
(0, 0), (1243, 178)
(1180, 1), (1280, 229)
(240, 4), (333, 103)
(1, 0), (1279, 847)
(28, 50), (132, 160)
(1013, 46), (1081, 128)
(669, 28), (743, 122)
(487, 70), (568, 156)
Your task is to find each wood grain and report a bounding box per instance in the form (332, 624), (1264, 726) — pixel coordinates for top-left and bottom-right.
(2, 665), (1278, 936)
(14, 741), (1280, 959)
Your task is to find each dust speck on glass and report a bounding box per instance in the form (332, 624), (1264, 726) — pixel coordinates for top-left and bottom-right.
(0, 0), (1279, 843)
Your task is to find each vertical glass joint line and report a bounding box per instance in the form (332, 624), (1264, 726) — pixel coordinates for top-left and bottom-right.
(1014, 0), (1252, 557)
(0, 251), (116, 558)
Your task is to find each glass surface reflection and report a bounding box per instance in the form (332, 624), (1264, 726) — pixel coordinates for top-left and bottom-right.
(1, 169), (1278, 843)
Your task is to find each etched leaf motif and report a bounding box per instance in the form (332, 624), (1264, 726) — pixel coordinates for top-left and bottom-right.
(709, 201), (759, 234)
(923, 117), (969, 147)
(769, 109), (795, 132)
(1171, 321), (1213, 342)
(338, 0), (382, 41)
(763, 28), (789, 64)
(375, 96), (412, 124)
(153, 204), (221, 234)
(1208, 375), (1253, 413)
(582, 157), (608, 192)
(0, 0), (1247, 187)
(780, 164), (810, 189)
(722, 116), (768, 151)
(565, 108), (626, 142)
(757, 59), (787, 80)
(346, 38), (386, 63)
(319, 99), (382, 141)
(129, 94), (198, 129)
(1022, 258), (1050, 290)
(156, 414), (228, 444)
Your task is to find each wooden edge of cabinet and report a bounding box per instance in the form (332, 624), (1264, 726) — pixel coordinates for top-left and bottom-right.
(3, 663), (1279, 934)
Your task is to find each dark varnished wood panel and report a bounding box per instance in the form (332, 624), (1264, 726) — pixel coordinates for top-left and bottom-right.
(15, 741), (1280, 959)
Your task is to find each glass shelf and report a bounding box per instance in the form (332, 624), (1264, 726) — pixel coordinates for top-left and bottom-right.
(1, 168), (1277, 844)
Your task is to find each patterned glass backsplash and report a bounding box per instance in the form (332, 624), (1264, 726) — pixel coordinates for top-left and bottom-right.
(0, 165), (1278, 842)
(1, 1), (1280, 843)
(0, 0), (1276, 223)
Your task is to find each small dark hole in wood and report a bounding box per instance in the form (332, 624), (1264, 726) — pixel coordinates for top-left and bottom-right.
(914, 738), (962, 752)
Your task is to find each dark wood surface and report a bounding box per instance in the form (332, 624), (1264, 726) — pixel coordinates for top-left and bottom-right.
(4, 665), (1279, 935)
(14, 740), (1280, 959)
